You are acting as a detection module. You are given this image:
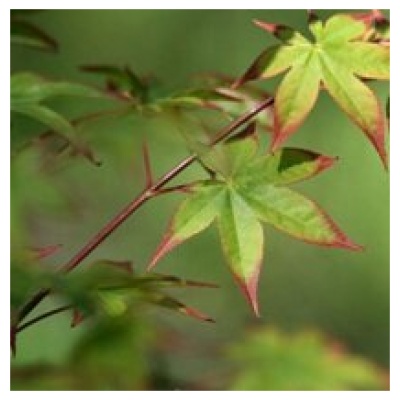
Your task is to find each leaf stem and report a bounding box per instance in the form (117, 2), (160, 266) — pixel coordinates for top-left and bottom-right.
(16, 305), (73, 334)
(14, 97), (274, 330)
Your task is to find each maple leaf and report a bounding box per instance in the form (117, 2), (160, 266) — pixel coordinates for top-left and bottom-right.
(11, 72), (105, 164)
(54, 259), (216, 326)
(148, 133), (361, 315)
(228, 328), (388, 390)
(234, 13), (390, 167)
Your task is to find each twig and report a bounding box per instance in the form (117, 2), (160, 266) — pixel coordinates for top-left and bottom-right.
(14, 97), (274, 330)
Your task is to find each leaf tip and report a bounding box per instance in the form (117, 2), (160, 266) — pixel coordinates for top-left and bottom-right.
(253, 19), (278, 35)
(367, 128), (388, 170)
(315, 155), (339, 174)
(231, 78), (243, 90)
(32, 243), (63, 260)
(71, 309), (85, 328)
(269, 131), (287, 153)
(233, 268), (261, 317)
(180, 306), (215, 323)
(333, 238), (364, 252)
(147, 234), (179, 271)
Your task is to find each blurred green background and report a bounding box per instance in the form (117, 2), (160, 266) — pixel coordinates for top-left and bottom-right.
(11, 10), (389, 390)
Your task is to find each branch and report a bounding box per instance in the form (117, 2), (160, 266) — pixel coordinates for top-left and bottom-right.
(14, 97), (274, 331)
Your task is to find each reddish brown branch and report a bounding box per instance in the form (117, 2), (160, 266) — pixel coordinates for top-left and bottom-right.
(14, 97), (274, 332)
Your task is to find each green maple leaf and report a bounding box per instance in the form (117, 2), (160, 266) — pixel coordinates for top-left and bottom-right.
(53, 259), (217, 325)
(11, 72), (106, 162)
(228, 328), (387, 390)
(148, 132), (361, 315)
(234, 13), (390, 167)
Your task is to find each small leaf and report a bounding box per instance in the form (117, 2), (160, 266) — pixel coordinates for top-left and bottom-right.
(145, 292), (215, 323)
(11, 72), (103, 106)
(11, 104), (97, 164)
(12, 104), (76, 142)
(11, 73), (105, 163)
(54, 259), (215, 325)
(11, 19), (58, 51)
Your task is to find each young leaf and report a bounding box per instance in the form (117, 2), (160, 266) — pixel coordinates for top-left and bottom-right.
(235, 13), (390, 166)
(51, 259), (216, 326)
(149, 139), (360, 315)
(144, 292), (215, 323)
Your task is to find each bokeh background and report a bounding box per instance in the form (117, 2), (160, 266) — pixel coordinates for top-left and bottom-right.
(11, 10), (389, 390)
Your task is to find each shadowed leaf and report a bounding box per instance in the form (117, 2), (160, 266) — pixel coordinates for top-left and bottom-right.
(11, 72), (105, 163)
(11, 18), (58, 51)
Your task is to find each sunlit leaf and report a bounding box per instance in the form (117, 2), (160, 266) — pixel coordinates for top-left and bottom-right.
(149, 138), (359, 314)
(217, 189), (263, 315)
(235, 13), (390, 166)
(236, 147), (337, 187)
(149, 181), (226, 269)
(199, 123), (258, 177)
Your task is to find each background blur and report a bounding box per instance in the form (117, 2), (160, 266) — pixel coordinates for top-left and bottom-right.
(11, 10), (389, 390)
